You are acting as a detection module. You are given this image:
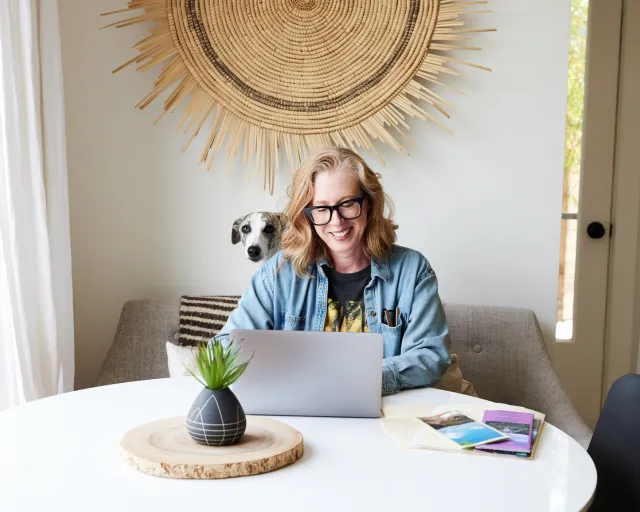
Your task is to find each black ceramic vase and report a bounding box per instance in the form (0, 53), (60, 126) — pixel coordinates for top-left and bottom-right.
(186, 387), (246, 446)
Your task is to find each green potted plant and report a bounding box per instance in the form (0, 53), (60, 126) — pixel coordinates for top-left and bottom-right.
(185, 337), (252, 446)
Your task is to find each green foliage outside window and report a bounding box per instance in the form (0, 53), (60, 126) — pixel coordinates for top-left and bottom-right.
(563, 0), (589, 210)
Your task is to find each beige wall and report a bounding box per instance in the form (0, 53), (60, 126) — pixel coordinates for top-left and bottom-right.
(58, 0), (572, 389)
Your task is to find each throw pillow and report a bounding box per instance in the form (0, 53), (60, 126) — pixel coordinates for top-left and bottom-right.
(166, 341), (198, 378)
(436, 354), (478, 397)
(178, 295), (240, 346)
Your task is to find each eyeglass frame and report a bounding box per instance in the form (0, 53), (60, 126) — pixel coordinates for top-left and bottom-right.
(303, 196), (367, 226)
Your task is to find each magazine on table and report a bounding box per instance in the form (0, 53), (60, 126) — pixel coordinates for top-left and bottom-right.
(381, 402), (546, 460)
(474, 410), (535, 456)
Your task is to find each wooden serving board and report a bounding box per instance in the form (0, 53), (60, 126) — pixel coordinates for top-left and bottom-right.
(120, 416), (303, 479)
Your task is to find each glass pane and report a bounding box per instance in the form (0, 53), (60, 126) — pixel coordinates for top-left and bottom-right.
(557, 218), (578, 340)
(556, 0), (589, 341)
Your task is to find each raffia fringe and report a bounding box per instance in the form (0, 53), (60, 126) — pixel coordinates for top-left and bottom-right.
(102, 1), (494, 195)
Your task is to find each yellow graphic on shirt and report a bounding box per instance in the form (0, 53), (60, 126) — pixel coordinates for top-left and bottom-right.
(324, 298), (369, 332)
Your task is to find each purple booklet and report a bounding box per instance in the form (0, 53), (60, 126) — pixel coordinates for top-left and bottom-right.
(475, 410), (534, 454)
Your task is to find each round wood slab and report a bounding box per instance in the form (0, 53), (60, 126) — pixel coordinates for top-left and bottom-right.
(120, 416), (303, 479)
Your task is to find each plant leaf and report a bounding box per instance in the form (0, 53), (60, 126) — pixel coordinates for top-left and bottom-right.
(185, 336), (252, 390)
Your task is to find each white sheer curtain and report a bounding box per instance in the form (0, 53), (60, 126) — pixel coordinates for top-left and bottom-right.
(0, 0), (74, 410)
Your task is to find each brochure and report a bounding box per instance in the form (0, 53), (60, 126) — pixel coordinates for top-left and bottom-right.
(417, 410), (509, 449)
(475, 410), (534, 455)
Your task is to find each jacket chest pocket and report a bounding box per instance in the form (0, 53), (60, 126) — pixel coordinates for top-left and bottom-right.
(283, 313), (306, 331)
(378, 317), (404, 357)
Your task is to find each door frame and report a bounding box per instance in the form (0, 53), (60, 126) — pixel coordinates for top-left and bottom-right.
(602, 0), (640, 400)
(553, 0), (623, 429)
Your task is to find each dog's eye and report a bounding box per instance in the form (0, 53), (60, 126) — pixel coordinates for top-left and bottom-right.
(241, 225), (251, 234)
(263, 225), (274, 234)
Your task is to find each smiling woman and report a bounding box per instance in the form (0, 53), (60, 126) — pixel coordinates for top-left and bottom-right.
(217, 147), (452, 396)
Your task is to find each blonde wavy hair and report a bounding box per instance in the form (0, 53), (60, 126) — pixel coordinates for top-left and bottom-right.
(281, 147), (398, 276)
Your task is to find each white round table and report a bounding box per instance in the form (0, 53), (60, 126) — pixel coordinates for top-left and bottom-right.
(0, 377), (596, 512)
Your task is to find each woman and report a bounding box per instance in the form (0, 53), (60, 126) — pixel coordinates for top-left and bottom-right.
(219, 147), (451, 395)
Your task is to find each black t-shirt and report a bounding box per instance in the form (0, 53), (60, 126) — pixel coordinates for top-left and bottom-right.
(322, 264), (371, 332)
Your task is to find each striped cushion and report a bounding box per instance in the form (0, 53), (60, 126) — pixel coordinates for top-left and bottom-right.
(178, 295), (240, 346)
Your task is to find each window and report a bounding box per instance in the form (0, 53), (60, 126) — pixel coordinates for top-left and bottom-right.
(556, 0), (589, 341)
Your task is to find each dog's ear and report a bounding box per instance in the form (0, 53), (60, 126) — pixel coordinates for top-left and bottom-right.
(274, 212), (287, 233)
(231, 215), (245, 245)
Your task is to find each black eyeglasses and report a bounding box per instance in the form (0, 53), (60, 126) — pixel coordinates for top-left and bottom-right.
(303, 196), (366, 226)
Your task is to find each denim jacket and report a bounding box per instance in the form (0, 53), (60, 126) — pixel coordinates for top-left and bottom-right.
(218, 245), (451, 395)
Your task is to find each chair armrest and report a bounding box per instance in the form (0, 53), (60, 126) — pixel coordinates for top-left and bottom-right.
(520, 313), (592, 448)
(96, 299), (179, 386)
(546, 399), (593, 449)
(526, 344), (593, 448)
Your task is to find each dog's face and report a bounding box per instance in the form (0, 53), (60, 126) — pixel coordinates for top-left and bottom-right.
(231, 212), (286, 264)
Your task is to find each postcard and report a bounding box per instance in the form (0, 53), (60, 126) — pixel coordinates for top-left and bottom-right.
(417, 410), (509, 449)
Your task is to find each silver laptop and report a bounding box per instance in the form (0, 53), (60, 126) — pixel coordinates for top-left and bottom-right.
(229, 329), (383, 418)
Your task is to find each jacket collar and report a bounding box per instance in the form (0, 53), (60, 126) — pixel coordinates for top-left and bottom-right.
(316, 253), (391, 282)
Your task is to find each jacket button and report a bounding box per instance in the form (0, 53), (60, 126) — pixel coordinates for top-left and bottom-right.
(473, 344), (482, 353)
(370, 311), (376, 316)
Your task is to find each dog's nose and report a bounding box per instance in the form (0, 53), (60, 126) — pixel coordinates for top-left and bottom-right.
(247, 246), (261, 259)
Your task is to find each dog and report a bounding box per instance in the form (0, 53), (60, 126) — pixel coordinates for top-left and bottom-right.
(231, 212), (287, 264)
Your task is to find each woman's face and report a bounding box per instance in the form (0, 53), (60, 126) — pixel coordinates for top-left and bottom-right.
(310, 169), (368, 259)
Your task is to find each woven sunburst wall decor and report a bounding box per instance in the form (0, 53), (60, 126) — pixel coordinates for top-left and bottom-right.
(103, 0), (494, 194)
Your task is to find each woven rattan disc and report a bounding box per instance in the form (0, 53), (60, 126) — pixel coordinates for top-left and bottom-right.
(168, 0), (436, 133)
(103, 1), (493, 192)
